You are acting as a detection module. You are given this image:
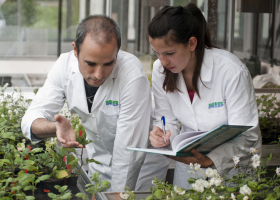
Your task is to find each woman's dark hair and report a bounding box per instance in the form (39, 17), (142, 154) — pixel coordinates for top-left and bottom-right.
(148, 3), (214, 97)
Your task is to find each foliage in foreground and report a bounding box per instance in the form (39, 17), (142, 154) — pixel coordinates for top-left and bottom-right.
(120, 148), (280, 200)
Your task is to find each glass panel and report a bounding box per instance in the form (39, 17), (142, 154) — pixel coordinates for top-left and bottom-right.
(217, 0), (227, 49)
(0, 0), (81, 58)
(233, 3), (244, 52)
(257, 13), (270, 62)
(275, 1), (280, 64)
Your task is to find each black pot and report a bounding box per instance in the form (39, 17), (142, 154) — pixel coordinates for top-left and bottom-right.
(36, 179), (64, 194)
(262, 136), (277, 145)
(65, 175), (78, 186)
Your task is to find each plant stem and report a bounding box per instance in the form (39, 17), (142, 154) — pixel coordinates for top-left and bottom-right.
(72, 147), (84, 177)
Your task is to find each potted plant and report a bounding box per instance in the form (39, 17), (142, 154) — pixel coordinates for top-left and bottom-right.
(47, 185), (72, 200)
(256, 93), (280, 144)
(0, 84), (33, 146)
(16, 170), (51, 199)
(121, 148), (280, 200)
(76, 172), (110, 200)
(0, 85), (107, 197)
(256, 93), (280, 166)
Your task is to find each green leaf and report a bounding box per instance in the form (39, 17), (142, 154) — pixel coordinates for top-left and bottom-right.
(91, 172), (100, 180)
(48, 193), (57, 198)
(154, 189), (162, 199)
(56, 170), (68, 179)
(21, 165), (38, 171)
(1, 132), (15, 140)
(68, 158), (80, 166)
(24, 186), (34, 191)
(64, 148), (76, 153)
(76, 193), (88, 199)
(248, 181), (258, 189)
(30, 148), (43, 154)
(100, 180), (110, 187)
(0, 191), (5, 197)
(11, 185), (22, 192)
(14, 157), (22, 165)
(54, 185), (61, 190)
(145, 195), (153, 200)
(58, 148), (67, 158)
(86, 158), (101, 165)
(59, 185), (68, 193)
(66, 154), (75, 164)
(53, 166), (57, 172)
(25, 197), (35, 200)
(23, 160), (35, 166)
(35, 175), (50, 184)
(70, 162), (79, 170)
(0, 159), (11, 166)
(226, 187), (236, 192)
(61, 192), (72, 199)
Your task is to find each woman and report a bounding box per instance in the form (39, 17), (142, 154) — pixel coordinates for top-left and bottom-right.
(147, 3), (261, 189)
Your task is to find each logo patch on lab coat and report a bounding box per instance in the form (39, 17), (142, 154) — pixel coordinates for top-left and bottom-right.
(208, 102), (224, 109)
(106, 100), (118, 106)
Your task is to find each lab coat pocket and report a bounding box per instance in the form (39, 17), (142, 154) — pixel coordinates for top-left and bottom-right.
(100, 105), (119, 135)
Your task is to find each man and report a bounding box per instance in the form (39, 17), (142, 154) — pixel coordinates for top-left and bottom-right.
(21, 15), (151, 191)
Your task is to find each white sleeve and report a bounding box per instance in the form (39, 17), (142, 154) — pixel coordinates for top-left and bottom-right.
(21, 55), (66, 142)
(152, 62), (180, 143)
(111, 75), (152, 191)
(207, 68), (261, 175)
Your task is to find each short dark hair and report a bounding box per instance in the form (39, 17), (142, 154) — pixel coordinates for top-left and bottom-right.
(75, 15), (121, 54)
(148, 3), (215, 97)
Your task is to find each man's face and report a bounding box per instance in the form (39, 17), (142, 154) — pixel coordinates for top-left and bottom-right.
(73, 34), (118, 87)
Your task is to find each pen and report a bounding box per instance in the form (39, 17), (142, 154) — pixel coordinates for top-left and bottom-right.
(161, 116), (166, 143)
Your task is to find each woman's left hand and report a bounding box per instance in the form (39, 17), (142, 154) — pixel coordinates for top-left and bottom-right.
(165, 149), (214, 168)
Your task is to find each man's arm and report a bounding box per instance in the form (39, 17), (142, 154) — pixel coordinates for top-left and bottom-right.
(22, 52), (82, 148)
(21, 54), (66, 141)
(31, 115), (83, 148)
(31, 118), (56, 138)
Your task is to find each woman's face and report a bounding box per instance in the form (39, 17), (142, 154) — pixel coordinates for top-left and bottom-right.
(149, 36), (196, 74)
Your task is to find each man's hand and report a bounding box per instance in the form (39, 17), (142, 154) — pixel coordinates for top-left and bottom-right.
(149, 126), (171, 148)
(55, 114), (83, 148)
(165, 149), (214, 168)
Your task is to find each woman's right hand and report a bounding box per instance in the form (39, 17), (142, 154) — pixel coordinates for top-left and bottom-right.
(149, 126), (171, 148)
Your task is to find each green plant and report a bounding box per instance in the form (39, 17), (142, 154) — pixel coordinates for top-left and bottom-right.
(140, 148), (280, 200)
(119, 186), (136, 200)
(0, 85), (102, 197)
(0, 84), (32, 145)
(76, 172), (110, 199)
(47, 185), (72, 200)
(17, 171), (50, 198)
(59, 103), (100, 178)
(256, 93), (280, 143)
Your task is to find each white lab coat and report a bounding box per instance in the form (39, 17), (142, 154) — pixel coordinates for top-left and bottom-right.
(21, 50), (152, 192)
(144, 48), (262, 189)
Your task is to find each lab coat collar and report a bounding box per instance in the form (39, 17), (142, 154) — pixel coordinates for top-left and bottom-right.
(177, 72), (195, 115)
(200, 48), (213, 82)
(70, 57), (89, 114)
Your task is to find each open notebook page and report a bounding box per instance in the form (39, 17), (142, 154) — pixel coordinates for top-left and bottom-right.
(171, 131), (206, 152)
